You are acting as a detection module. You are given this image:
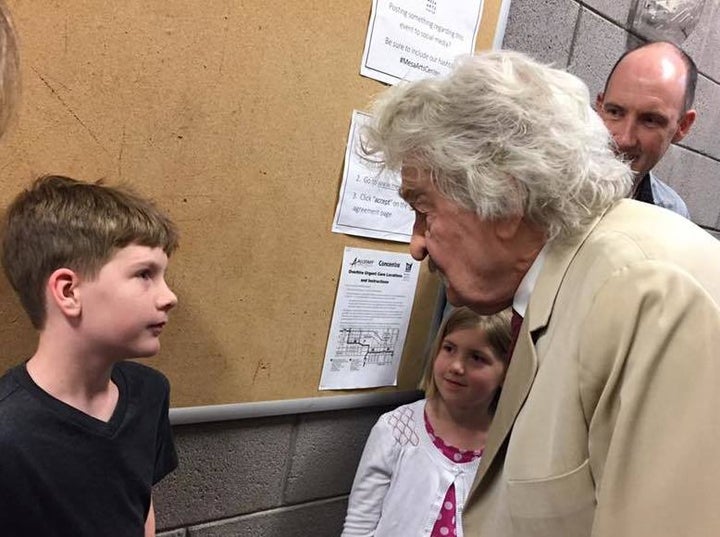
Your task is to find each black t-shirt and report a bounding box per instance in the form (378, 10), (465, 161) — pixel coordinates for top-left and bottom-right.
(0, 361), (178, 537)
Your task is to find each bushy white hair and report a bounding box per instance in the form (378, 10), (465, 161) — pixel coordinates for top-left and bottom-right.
(363, 51), (633, 241)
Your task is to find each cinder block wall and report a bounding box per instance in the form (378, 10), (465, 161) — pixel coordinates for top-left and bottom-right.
(154, 405), (402, 536)
(154, 2), (720, 535)
(503, 0), (720, 239)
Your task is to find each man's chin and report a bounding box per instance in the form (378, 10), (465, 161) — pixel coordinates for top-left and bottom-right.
(616, 153), (644, 174)
(446, 286), (512, 315)
(445, 290), (466, 308)
(627, 160), (650, 177)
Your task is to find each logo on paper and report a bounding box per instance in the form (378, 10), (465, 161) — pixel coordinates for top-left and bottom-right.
(350, 257), (375, 267)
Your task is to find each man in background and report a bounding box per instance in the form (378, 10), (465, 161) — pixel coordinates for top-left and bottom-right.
(596, 41), (696, 218)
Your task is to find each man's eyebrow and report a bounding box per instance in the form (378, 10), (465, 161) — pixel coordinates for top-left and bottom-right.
(641, 112), (670, 125)
(399, 185), (419, 203)
(601, 100), (624, 110)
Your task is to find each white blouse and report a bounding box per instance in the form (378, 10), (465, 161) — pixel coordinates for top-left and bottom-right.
(341, 399), (482, 537)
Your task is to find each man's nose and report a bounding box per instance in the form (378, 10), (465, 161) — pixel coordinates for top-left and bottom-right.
(409, 217), (428, 261)
(612, 118), (638, 151)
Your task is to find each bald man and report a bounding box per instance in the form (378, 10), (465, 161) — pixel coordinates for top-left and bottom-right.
(596, 41), (696, 218)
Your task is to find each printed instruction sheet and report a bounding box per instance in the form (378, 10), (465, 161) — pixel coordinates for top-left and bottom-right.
(360, 0), (484, 85)
(332, 110), (413, 243)
(319, 247), (420, 390)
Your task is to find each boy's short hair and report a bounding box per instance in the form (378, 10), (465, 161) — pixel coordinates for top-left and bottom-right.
(420, 306), (512, 399)
(1, 175), (179, 329)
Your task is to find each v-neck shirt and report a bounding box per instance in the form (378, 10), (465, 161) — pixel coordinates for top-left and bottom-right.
(0, 360), (177, 536)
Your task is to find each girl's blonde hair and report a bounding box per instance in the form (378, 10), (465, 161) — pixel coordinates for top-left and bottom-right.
(420, 306), (512, 399)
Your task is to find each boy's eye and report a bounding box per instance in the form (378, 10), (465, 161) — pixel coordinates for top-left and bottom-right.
(137, 269), (152, 280)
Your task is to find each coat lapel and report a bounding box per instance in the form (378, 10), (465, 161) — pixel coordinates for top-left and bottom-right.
(471, 317), (537, 489)
(468, 212), (607, 498)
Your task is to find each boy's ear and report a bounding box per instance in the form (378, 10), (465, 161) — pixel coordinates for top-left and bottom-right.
(47, 268), (82, 318)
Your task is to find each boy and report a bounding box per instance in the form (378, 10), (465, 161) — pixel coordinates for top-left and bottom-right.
(0, 175), (179, 536)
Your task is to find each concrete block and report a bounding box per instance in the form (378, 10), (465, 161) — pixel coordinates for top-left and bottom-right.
(154, 416), (294, 530)
(284, 406), (391, 503)
(652, 144), (720, 227)
(582, 0), (634, 26)
(501, 0), (579, 67)
(187, 497), (348, 537)
(679, 0), (720, 83)
(680, 75), (720, 161)
(568, 8), (642, 98)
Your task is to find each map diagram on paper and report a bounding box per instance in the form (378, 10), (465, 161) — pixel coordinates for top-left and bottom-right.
(332, 327), (400, 370)
(319, 247), (420, 390)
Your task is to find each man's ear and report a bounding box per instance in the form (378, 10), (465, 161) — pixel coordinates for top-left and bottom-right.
(595, 92), (605, 112)
(47, 268), (82, 319)
(494, 213), (524, 242)
(672, 108), (697, 143)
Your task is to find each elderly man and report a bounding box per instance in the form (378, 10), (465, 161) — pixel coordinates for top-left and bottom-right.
(596, 42), (696, 217)
(364, 51), (720, 536)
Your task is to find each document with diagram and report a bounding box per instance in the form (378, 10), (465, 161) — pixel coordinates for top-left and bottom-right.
(319, 246), (420, 389)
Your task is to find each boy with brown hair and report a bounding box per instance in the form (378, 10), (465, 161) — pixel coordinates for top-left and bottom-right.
(0, 175), (179, 536)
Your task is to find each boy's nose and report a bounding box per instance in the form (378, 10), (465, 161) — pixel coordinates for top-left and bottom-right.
(158, 281), (178, 311)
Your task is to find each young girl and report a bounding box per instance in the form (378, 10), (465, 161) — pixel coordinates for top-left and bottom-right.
(341, 307), (512, 537)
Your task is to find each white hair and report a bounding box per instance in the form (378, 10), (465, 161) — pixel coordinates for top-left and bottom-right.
(363, 51), (633, 241)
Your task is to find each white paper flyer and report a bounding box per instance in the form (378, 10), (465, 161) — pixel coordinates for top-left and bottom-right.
(319, 247), (420, 390)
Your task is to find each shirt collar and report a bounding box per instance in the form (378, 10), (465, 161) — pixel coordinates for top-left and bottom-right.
(512, 243), (549, 318)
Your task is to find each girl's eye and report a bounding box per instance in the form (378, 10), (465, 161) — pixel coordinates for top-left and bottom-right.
(441, 343), (454, 352)
(471, 352), (489, 364)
